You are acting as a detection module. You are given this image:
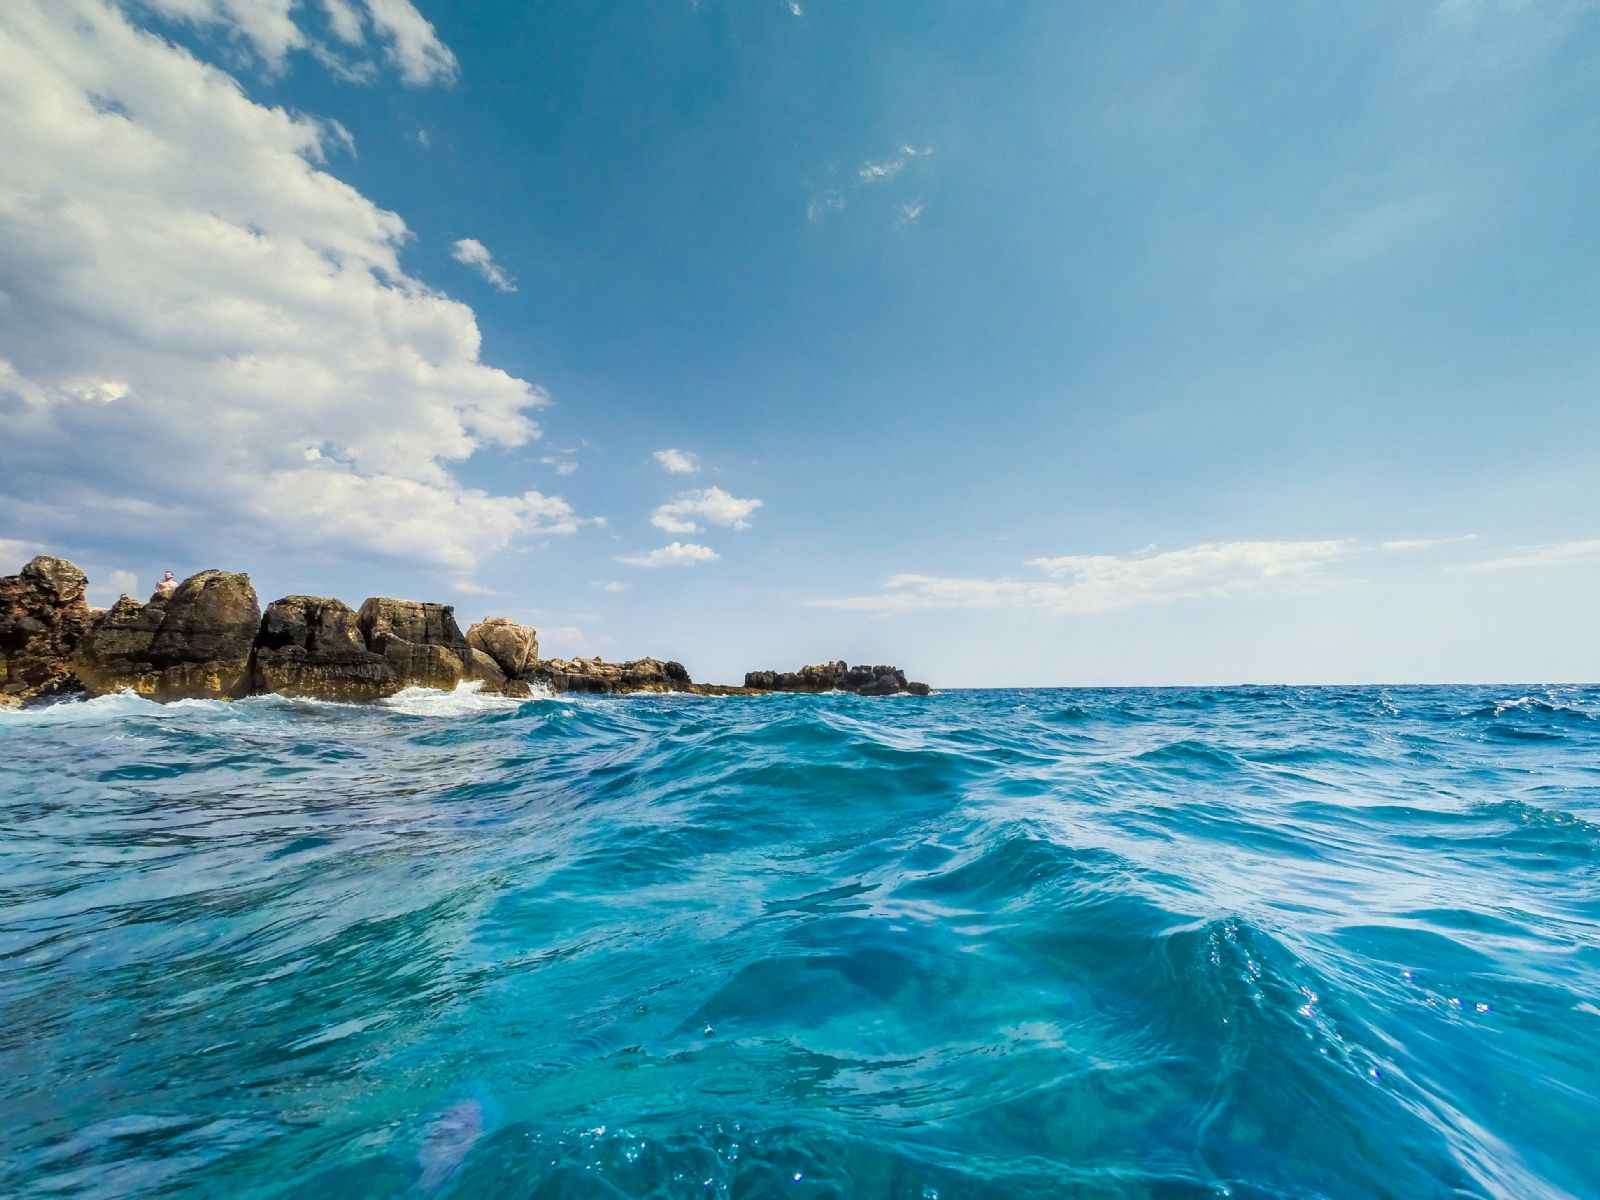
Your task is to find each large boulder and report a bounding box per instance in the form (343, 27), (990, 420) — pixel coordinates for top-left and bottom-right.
(253, 596), (401, 701)
(0, 556), (93, 704)
(528, 656), (691, 695)
(72, 570), (260, 700)
(466, 616), (539, 677)
(744, 661), (929, 696)
(357, 597), (471, 691)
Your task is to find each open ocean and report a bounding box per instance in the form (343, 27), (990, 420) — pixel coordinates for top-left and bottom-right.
(1, 684), (1597, 1199)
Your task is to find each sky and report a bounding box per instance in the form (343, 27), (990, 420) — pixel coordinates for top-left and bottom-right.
(1, 0), (1597, 686)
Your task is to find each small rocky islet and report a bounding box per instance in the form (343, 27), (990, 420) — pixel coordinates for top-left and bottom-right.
(0, 555), (930, 708)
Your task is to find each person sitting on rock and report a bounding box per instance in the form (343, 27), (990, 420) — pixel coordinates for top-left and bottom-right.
(154, 571), (177, 598)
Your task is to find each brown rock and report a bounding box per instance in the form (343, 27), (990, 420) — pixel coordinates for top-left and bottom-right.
(357, 597), (470, 691)
(466, 616), (539, 677)
(0, 555), (93, 703)
(528, 656), (692, 694)
(743, 661), (929, 696)
(253, 596), (401, 702)
(72, 571), (260, 700)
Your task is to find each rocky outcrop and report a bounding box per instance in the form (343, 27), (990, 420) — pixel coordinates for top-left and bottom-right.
(466, 617), (539, 678)
(528, 656), (692, 694)
(1, 553), (933, 705)
(72, 571), (260, 701)
(253, 596), (401, 702)
(744, 661), (930, 696)
(0, 556), (94, 704)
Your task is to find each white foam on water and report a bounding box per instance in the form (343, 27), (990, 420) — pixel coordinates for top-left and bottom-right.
(379, 681), (533, 717)
(0, 689), (175, 724)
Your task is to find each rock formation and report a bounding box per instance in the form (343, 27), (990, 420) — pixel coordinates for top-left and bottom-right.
(527, 656), (692, 694)
(466, 616), (539, 677)
(355, 598), (529, 696)
(0, 554), (931, 706)
(72, 571), (261, 701)
(356, 597), (474, 692)
(744, 661), (930, 696)
(253, 596), (401, 702)
(0, 556), (93, 706)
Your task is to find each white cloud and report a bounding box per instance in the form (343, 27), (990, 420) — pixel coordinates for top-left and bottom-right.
(142, 0), (304, 71)
(362, 0), (457, 85)
(1456, 538), (1600, 572)
(616, 542), (720, 568)
(142, 0), (455, 85)
(0, 537), (45, 570)
(88, 568), (140, 604)
(787, 2), (804, 17)
(450, 238), (516, 292)
(321, 0), (366, 45)
(538, 455), (578, 476)
(0, 1), (570, 574)
(592, 579), (630, 592)
(859, 145), (932, 184)
(809, 539), (1356, 614)
(652, 447), (700, 474)
(1380, 534), (1477, 551)
(896, 200), (926, 226)
(650, 486), (762, 534)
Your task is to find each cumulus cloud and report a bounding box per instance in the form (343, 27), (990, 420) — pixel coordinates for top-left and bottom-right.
(652, 447), (699, 475)
(809, 540), (1356, 614)
(0, 0), (572, 573)
(592, 579), (630, 592)
(1455, 538), (1600, 572)
(650, 487), (762, 534)
(451, 237), (516, 292)
(615, 542), (720, 568)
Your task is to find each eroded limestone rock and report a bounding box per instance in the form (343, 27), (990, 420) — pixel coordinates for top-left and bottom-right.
(0, 556), (92, 704)
(528, 656), (692, 694)
(254, 596), (401, 701)
(466, 616), (539, 677)
(72, 571), (260, 700)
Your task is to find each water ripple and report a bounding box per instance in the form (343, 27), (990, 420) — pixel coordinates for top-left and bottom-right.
(2, 684), (1598, 1197)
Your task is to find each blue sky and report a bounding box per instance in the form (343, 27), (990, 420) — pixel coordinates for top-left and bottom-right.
(1, 0), (1597, 685)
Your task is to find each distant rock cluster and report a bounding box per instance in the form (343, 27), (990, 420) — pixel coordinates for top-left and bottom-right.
(745, 661), (931, 696)
(0, 556), (930, 707)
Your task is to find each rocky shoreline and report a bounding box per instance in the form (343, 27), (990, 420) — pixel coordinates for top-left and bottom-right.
(0, 556), (930, 708)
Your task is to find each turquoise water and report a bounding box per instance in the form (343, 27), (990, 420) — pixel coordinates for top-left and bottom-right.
(2, 685), (1598, 1199)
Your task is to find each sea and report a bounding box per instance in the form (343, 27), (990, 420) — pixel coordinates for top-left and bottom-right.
(1, 684), (1597, 1199)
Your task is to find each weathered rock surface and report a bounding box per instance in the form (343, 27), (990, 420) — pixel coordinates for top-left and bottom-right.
(528, 656), (692, 694)
(3, 553), (933, 704)
(0, 556), (93, 704)
(253, 596), (401, 702)
(466, 616), (539, 677)
(72, 571), (260, 700)
(744, 661), (930, 696)
(355, 598), (529, 696)
(357, 597), (471, 692)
